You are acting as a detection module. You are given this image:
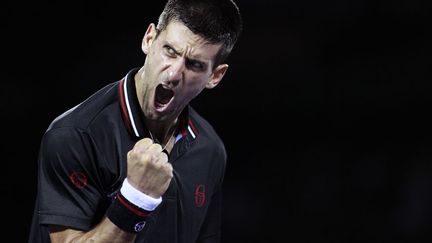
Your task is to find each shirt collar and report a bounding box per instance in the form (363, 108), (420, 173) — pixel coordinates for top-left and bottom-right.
(118, 68), (198, 140)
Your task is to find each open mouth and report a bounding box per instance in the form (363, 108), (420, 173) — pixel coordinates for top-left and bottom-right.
(154, 84), (174, 111)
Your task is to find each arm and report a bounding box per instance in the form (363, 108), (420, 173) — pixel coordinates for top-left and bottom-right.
(46, 137), (172, 242)
(49, 217), (135, 243)
(197, 145), (227, 243)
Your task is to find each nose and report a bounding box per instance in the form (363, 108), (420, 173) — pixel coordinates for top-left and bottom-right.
(165, 59), (184, 87)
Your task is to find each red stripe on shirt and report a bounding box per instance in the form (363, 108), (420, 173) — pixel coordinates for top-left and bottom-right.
(119, 79), (132, 134)
(188, 120), (199, 135)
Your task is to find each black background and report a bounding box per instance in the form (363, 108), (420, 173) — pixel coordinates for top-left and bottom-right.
(4, 0), (432, 242)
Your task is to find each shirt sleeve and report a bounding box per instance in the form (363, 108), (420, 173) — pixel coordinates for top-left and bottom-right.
(36, 127), (108, 231)
(196, 144), (227, 243)
(196, 187), (223, 243)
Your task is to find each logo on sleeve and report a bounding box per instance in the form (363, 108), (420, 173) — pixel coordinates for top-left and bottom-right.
(194, 184), (206, 208)
(69, 171), (88, 189)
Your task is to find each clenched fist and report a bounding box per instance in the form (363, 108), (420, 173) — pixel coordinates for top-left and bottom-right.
(126, 138), (173, 198)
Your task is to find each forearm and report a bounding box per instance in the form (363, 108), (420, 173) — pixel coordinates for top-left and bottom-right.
(49, 217), (136, 243)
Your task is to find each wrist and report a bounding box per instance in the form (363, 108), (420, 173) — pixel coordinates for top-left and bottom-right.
(106, 178), (163, 233)
(120, 178), (162, 211)
(106, 192), (150, 233)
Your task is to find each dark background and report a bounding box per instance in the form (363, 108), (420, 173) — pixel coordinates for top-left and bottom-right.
(4, 0), (432, 242)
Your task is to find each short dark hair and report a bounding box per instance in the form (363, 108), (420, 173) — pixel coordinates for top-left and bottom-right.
(157, 0), (243, 68)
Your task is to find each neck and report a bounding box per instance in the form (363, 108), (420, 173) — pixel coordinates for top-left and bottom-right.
(134, 68), (180, 147)
(146, 118), (178, 146)
(134, 68), (177, 144)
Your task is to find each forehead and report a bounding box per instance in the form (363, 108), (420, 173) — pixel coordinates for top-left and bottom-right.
(160, 21), (222, 60)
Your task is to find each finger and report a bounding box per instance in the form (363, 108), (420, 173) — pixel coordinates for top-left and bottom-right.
(147, 143), (163, 157)
(161, 162), (173, 177)
(156, 151), (169, 164)
(133, 137), (153, 152)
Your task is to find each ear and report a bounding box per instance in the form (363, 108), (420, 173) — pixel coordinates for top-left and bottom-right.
(206, 64), (229, 89)
(142, 23), (157, 54)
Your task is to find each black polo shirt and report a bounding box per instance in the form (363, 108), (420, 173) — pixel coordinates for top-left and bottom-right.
(29, 68), (227, 243)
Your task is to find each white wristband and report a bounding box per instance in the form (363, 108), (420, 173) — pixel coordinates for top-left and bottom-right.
(120, 178), (162, 211)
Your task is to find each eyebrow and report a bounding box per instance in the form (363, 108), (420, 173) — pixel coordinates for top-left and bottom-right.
(166, 42), (208, 67)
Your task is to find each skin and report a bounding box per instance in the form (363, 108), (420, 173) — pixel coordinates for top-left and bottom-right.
(49, 20), (229, 243)
(136, 21), (228, 141)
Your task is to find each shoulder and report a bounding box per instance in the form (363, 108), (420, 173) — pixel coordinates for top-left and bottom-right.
(47, 81), (120, 132)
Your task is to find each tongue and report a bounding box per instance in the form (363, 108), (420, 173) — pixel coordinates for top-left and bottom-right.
(156, 85), (174, 104)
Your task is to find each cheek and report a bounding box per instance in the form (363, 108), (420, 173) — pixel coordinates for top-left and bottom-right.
(154, 45), (173, 66)
(186, 76), (208, 90)
(158, 52), (169, 64)
(182, 79), (208, 98)
(148, 48), (168, 69)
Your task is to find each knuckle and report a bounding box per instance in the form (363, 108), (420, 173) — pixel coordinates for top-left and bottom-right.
(164, 163), (173, 174)
(128, 150), (138, 160)
(150, 143), (163, 151)
(150, 162), (162, 172)
(167, 169), (174, 178)
(135, 138), (152, 149)
(140, 153), (152, 163)
(159, 153), (168, 162)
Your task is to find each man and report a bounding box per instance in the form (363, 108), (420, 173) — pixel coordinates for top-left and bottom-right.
(28, 0), (242, 242)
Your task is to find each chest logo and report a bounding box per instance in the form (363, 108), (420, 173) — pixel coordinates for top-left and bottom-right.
(69, 171), (88, 189)
(194, 184), (206, 208)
